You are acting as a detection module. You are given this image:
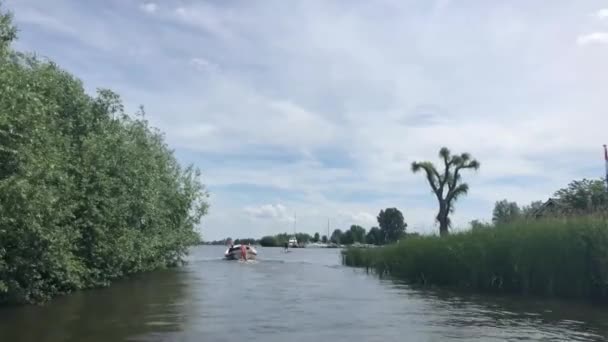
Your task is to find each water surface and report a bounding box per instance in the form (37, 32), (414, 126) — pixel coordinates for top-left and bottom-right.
(2, 246), (608, 341)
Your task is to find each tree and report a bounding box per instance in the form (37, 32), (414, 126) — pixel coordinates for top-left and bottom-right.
(0, 6), (16, 54)
(321, 235), (328, 243)
(492, 200), (521, 225)
(313, 232), (320, 242)
(349, 225), (366, 243)
(259, 236), (277, 247)
(295, 233), (312, 244)
(0, 7), (209, 304)
(469, 220), (491, 231)
(330, 229), (343, 244)
(521, 200), (543, 217)
(365, 227), (383, 245)
(411, 147), (480, 236)
(377, 208), (406, 243)
(341, 230), (354, 245)
(554, 178), (608, 213)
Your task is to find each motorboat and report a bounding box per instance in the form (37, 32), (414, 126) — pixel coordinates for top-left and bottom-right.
(288, 236), (305, 248)
(224, 244), (257, 260)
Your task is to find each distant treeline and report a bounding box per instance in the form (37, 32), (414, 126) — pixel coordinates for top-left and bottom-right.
(205, 207), (415, 247)
(0, 8), (208, 305)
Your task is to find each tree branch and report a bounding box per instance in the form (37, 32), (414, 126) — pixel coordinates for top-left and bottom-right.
(412, 162), (440, 197)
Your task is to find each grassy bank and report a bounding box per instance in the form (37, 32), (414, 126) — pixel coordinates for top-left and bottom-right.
(342, 215), (608, 302)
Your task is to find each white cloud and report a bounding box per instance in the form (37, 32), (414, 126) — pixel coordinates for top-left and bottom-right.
(7, 0), (608, 240)
(577, 32), (608, 45)
(140, 2), (157, 14)
(596, 8), (608, 19)
(244, 204), (293, 222)
(339, 211), (377, 226)
(189, 57), (217, 72)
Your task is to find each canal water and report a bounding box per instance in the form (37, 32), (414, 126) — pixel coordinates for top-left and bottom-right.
(2, 246), (608, 341)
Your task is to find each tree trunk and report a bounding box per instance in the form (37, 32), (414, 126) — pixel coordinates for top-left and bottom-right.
(438, 202), (449, 237)
(439, 217), (449, 236)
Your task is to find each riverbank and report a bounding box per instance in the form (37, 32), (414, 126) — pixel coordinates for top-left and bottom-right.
(342, 215), (608, 302)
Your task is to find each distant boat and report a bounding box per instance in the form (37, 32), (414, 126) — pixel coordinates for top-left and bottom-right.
(288, 212), (304, 248)
(306, 242), (327, 248)
(288, 236), (300, 248)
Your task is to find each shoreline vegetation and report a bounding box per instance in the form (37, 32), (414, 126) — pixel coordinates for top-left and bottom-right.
(342, 215), (608, 302)
(342, 146), (608, 302)
(203, 208), (409, 248)
(0, 7), (208, 305)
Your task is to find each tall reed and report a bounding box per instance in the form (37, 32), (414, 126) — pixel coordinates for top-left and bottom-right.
(342, 215), (608, 301)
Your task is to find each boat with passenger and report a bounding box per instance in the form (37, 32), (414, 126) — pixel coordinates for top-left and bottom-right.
(224, 244), (257, 260)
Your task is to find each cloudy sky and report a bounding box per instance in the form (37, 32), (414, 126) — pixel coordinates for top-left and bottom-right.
(5, 0), (608, 240)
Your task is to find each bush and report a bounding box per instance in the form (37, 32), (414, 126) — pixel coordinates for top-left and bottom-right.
(342, 215), (608, 302)
(0, 8), (208, 305)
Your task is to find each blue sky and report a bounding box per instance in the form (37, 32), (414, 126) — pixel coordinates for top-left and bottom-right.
(5, 0), (608, 239)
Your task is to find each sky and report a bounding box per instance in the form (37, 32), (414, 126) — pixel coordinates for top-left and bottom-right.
(4, 0), (608, 240)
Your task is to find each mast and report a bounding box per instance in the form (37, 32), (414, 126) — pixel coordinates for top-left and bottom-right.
(604, 145), (608, 191)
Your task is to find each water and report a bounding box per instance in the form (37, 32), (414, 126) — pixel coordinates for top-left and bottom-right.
(2, 246), (608, 341)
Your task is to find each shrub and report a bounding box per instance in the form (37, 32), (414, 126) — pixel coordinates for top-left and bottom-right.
(0, 7), (208, 304)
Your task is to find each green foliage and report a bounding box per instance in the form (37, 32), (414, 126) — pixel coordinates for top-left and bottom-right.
(377, 208), (406, 243)
(492, 199), (521, 225)
(411, 147), (480, 236)
(321, 235), (328, 243)
(0, 9), (208, 304)
(0, 4), (16, 54)
(554, 178), (608, 213)
(341, 225), (366, 245)
(365, 227), (383, 245)
(469, 220), (492, 231)
(259, 236), (278, 247)
(521, 201), (543, 217)
(313, 232), (320, 242)
(330, 229), (343, 244)
(295, 232), (312, 244)
(343, 215), (608, 302)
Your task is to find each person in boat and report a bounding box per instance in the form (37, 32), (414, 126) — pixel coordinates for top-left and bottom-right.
(240, 244), (247, 260)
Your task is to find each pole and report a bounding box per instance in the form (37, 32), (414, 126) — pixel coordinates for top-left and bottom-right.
(604, 144), (608, 189)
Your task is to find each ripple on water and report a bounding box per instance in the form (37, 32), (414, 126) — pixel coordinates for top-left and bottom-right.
(2, 246), (608, 342)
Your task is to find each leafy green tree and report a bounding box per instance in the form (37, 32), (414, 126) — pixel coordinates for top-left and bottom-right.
(349, 225), (366, 243)
(469, 219), (491, 231)
(377, 208), (406, 243)
(341, 230), (354, 245)
(321, 235), (328, 243)
(554, 179), (608, 213)
(295, 233), (312, 244)
(492, 200), (521, 225)
(259, 236), (277, 247)
(0, 6), (16, 54)
(365, 227), (383, 245)
(521, 200), (543, 217)
(330, 229), (343, 244)
(412, 147), (480, 236)
(313, 232), (320, 242)
(0, 7), (208, 304)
